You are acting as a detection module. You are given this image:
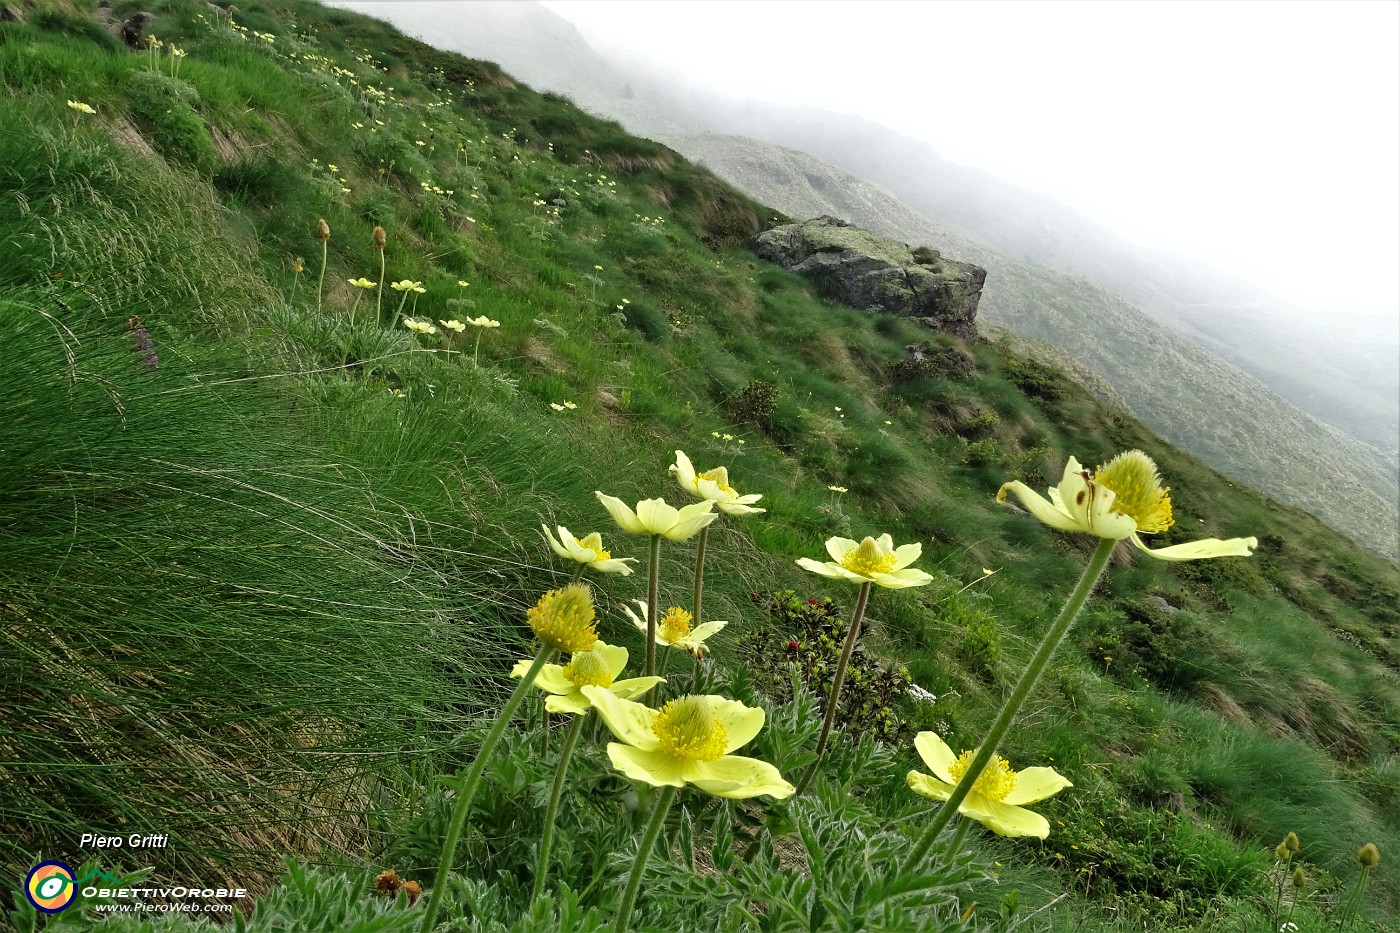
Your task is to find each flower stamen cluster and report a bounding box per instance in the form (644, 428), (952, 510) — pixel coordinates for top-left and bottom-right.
(527, 584), (598, 652)
(653, 697), (729, 762)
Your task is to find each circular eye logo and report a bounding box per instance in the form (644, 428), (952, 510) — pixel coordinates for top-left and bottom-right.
(26, 861), (77, 913)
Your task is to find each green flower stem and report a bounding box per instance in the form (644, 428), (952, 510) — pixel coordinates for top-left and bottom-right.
(420, 643), (553, 931)
(692, 525), (708, 629)
(614, 784), (677, 933)
(349, 292), (362, 327)
(901, 537), (1115, 872)
(316, 240), (328, 313)
(794, 580), (872, 797)
(689, 655), (703, 694)
(394, 290), (410, 324)
(1338, 866), (1372, 928)
(569, 564), (586, 585)
(472, 330), (482, 367)
(645, 535), (661, 678)
(376, 251), (385, 322)
(532, 711), (586, 901)
(940, 817), (971, 868)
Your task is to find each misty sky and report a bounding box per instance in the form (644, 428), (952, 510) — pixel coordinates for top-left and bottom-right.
(538, 0), (1399, 319)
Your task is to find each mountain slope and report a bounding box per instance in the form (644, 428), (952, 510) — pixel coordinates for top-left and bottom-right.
(333, 1), (1398, 558)
(667, 134), (1399, 558)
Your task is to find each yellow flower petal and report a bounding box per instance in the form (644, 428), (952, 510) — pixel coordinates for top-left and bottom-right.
(958, 795), (1051, 839)
(581, 686), (661, 750)
(685, 755), (795, 800)
(545, 692), (592, 715)
(634, 498), (679, 534)
(531, 665), (575, 696)
(914, 732), (959, 785)
(1129, 534), (1258, 561)
(824, 536), (859, 563)
(596, 643), (629, 680)
(1002, 767), (1074, 806)
(608, 744), (687, 788)
(709, 697), (764, 753)
(907, 769), (956, 801)
(610, 676), (665, 700)
(595, 492), (646, 534)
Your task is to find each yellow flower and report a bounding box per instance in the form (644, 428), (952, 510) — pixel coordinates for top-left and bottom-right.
(402, 317), (436, 335)
(457, 280), (470, 288)
(526, 584), (598, 652)
(581, 688), (794, 800)
(542, 525), (636, 575)
(595, 493), (717, 542)
(906, 732), (1071, 838)
(670, 450), (765, 516)
(797, 534), (932, 589)
(348, 277), (376, 288)
(66, 100), (96, 115)
(997, 451), (1258, 560)
(510, 643), (661, 715)
(390, 279), (425, 292)
(550, 403), (566, 412)
(467, 315), (500, 328)
(621, 601), (727, 656)
(439, 319), (466, 333)
(827, 485), (848, 494)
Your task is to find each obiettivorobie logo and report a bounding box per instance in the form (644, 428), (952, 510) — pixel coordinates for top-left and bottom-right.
(23, 861), (246, 916)
(24, 861), (119, 914)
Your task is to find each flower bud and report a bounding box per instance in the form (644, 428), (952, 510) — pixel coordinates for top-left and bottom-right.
(1291, 866), (1305, 888)
(1358, 843), (1380, 869)
(1274, 842), (1290, 860)
(373, 225), (386, 250)
(317, 218), (330, 241)
(1285, 831), (1300, 855)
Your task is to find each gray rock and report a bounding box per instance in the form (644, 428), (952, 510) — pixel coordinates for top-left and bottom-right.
(1146, 595), (1179, 614)
(751, 215), (985, 340)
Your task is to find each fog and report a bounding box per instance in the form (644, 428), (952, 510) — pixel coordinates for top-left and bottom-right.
(541, 0), (1398, 322)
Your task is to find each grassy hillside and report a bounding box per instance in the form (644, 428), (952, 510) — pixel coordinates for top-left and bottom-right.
(3, 2), (1398, 930)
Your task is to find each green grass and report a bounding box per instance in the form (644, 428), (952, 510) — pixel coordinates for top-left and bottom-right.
(1, 1), (1397, 929)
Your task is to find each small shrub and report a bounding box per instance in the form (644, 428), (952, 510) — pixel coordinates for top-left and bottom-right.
(727, 379), (777, 425)
(737, 590), (914, 744)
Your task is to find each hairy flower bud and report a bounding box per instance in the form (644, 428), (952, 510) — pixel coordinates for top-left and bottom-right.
(1358, 843), (1381, 869)
(373, 225), (386, 250)
(317, 218), (330, 241)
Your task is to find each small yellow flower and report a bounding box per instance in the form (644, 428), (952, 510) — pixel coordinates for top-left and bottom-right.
(526, 584), (598, 652)
(510, 643), (660, 715)
(348, 277), (376, 288)
(439, 319), (466, 333)
(402, 317), (436, 335)
(542, 525), (636, 575)
(581, 689), (794, 800)
(622, 601), (727, 656)
(907, 732), (1072, 838)
(292, 257), (305, 274)
(66, 100), (97, 115)
(457, 280), (470, 288)
(390, 280), (423, 292)
(797, 534), (932, 589)
(670, 450), (765, 516)
(467, 315), (501, 328)
(827, 485), (848, 494)
(996, 451), (1258, 560)
(550, 403), (566, 412)
(594, 493), (717, 542)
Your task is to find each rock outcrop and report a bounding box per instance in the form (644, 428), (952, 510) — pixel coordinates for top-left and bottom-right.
(751, 216), (985, 340)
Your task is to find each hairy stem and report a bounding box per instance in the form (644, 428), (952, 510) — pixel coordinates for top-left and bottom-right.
(794, 580), (871, 796)
(901, 537), (1115, 871)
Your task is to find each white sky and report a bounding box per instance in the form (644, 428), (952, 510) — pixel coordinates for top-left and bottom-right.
(540, 0), (1400, 318)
